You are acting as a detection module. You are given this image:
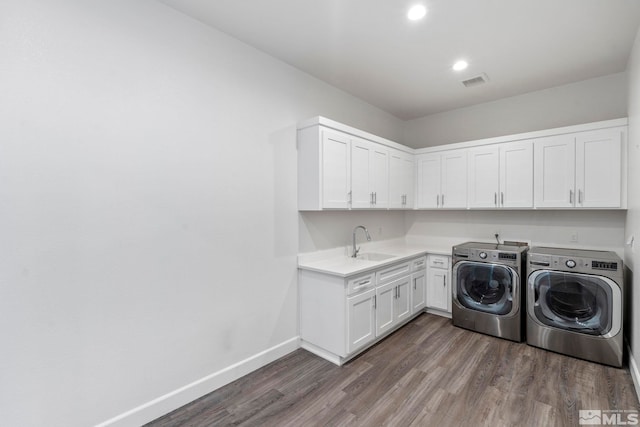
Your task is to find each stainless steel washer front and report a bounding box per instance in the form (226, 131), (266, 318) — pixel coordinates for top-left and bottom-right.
(526, 247), (624, 367)
(452, 242), (528, 342)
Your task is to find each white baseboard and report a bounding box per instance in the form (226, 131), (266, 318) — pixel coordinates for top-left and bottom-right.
(627, 343), (640, 403)
(95, 336), (300, 427)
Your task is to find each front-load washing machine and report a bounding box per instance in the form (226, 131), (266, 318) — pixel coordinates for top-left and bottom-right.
(527, 247), (624, 367)
(452, 242), (528, 342)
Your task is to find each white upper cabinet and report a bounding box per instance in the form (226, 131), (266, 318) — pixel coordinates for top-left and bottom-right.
(371, 144), (390, 208)
(350, 138), (389, 209)
(298, 117), (626, 211)
(298, 126), (351, 210)
(321, 129), (351, 209)
(576, 128), (623, 208)
(534, 135), (575, 208)
(467, 146), (499, 208)
(416, 153), (441, 208)
(417, 149), (467, 208)
(297, 121), (405, 211)
(500, 142), (534, 207)
(534, 127), (624, 208)
(389, 149), (415, 209)
(467, 141), (533, 208)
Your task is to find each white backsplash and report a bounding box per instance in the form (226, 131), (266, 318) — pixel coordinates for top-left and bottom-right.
(405, 209), (627, 257)
(299, 209), (626, 258)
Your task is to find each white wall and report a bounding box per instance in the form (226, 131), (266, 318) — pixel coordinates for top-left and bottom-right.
(625, 26), (640, 392)
(0, 1), (404, 426)
(403, 72), (628, 148)
(299, 211), (407, 253)
(405, 210), (626, 256)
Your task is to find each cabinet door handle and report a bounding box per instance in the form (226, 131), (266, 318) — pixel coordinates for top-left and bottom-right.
(443, 275), (447, 287)
(501, 192), (504, 206)
(494, 192), (497, 207)
(370, 192), (374, 204)
(578, 189), (583, 204)
(348, 191), (352, 204)
(441, 194), (445, 207)
(569, 189), (574, 204)
(436, 194), (439, 207)
(358, 280), (371, 286)
(374, 192), (377, 204)
(413, 278), (417, 290)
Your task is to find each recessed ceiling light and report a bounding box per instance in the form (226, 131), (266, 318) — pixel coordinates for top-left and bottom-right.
(407, 5), (427, 21)
(453, 60), (469, 71)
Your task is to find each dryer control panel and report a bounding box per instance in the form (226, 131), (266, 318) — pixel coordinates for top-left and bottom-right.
(528, 249), (622, 277)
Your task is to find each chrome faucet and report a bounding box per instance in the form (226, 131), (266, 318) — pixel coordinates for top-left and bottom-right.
(352, 225), (372, 258)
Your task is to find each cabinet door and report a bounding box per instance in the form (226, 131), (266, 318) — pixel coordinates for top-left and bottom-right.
(402, 155), (415, 208)
(322, 130), (351, 208)
(372, 144), (390, 208)
(395, 277), (412, 324)
(411, 270), (426, 313)
(467, 146), (499, 208)
(427, 268), (450, 312)
(576, 128), (622, 208)
(350, 138), (373, 209)
(375, 282), (396, 336)
(534, 135), (575, 208)
(416, 154), (441, 208)
(389, 150), (411, 209)
(500, 141), (533, 208)
(347, 289), (376, 354)
(441, 150), (467, 208)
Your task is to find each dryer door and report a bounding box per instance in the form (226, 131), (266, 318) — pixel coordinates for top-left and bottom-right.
(453, 261), (519, 316)
(528, 270), (621, 338)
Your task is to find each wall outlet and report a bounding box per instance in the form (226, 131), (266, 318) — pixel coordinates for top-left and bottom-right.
(570, 231), (579, 242)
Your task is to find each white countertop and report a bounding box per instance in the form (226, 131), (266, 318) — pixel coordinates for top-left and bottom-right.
(298, 239), (452, 277)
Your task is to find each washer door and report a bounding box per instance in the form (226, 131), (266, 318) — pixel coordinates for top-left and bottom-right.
(528, 270), (621, 338)
(453, 261), (518, 316)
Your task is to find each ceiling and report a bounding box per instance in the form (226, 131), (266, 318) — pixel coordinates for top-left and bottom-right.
(159, 0), (640, 120)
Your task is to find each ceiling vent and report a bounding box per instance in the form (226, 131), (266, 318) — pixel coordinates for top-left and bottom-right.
(461, 73), (489, 87)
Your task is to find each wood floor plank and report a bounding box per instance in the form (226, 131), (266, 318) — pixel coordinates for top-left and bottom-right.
(146, 313), (640, 427)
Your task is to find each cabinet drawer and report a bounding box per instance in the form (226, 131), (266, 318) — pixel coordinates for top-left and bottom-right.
(376, 261), (411, 284)
(347, 273), (375, 296)
(412, 256), (427, 272)
(428, 255), (449, 269)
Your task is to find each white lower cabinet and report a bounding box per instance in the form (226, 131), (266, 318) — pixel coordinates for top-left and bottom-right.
(375, 276), (411, 336)
(426, 255), (452, 315)
(299, 254), (427, 365)
(411, 267), (426, 312)
(347, 288), (376, 354)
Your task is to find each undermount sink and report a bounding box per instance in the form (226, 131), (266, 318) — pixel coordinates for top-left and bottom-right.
(355, 252), (395, 261)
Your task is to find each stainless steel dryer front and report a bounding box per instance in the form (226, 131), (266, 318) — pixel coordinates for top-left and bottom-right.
(527, 247), (624, 367)
(452, 242), (528, 342)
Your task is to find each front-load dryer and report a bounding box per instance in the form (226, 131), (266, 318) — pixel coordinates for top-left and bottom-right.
(452, 242), (529, 342)
(527, 247), (624, 367)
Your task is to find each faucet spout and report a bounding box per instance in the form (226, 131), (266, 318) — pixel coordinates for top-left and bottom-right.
(352, 225), (372, 258)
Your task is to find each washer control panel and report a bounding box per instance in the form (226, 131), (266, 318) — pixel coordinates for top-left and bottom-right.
(529, 253), (621, 274)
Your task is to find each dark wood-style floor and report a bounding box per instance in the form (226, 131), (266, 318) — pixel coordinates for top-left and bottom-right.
(146, 313), (639, 427)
